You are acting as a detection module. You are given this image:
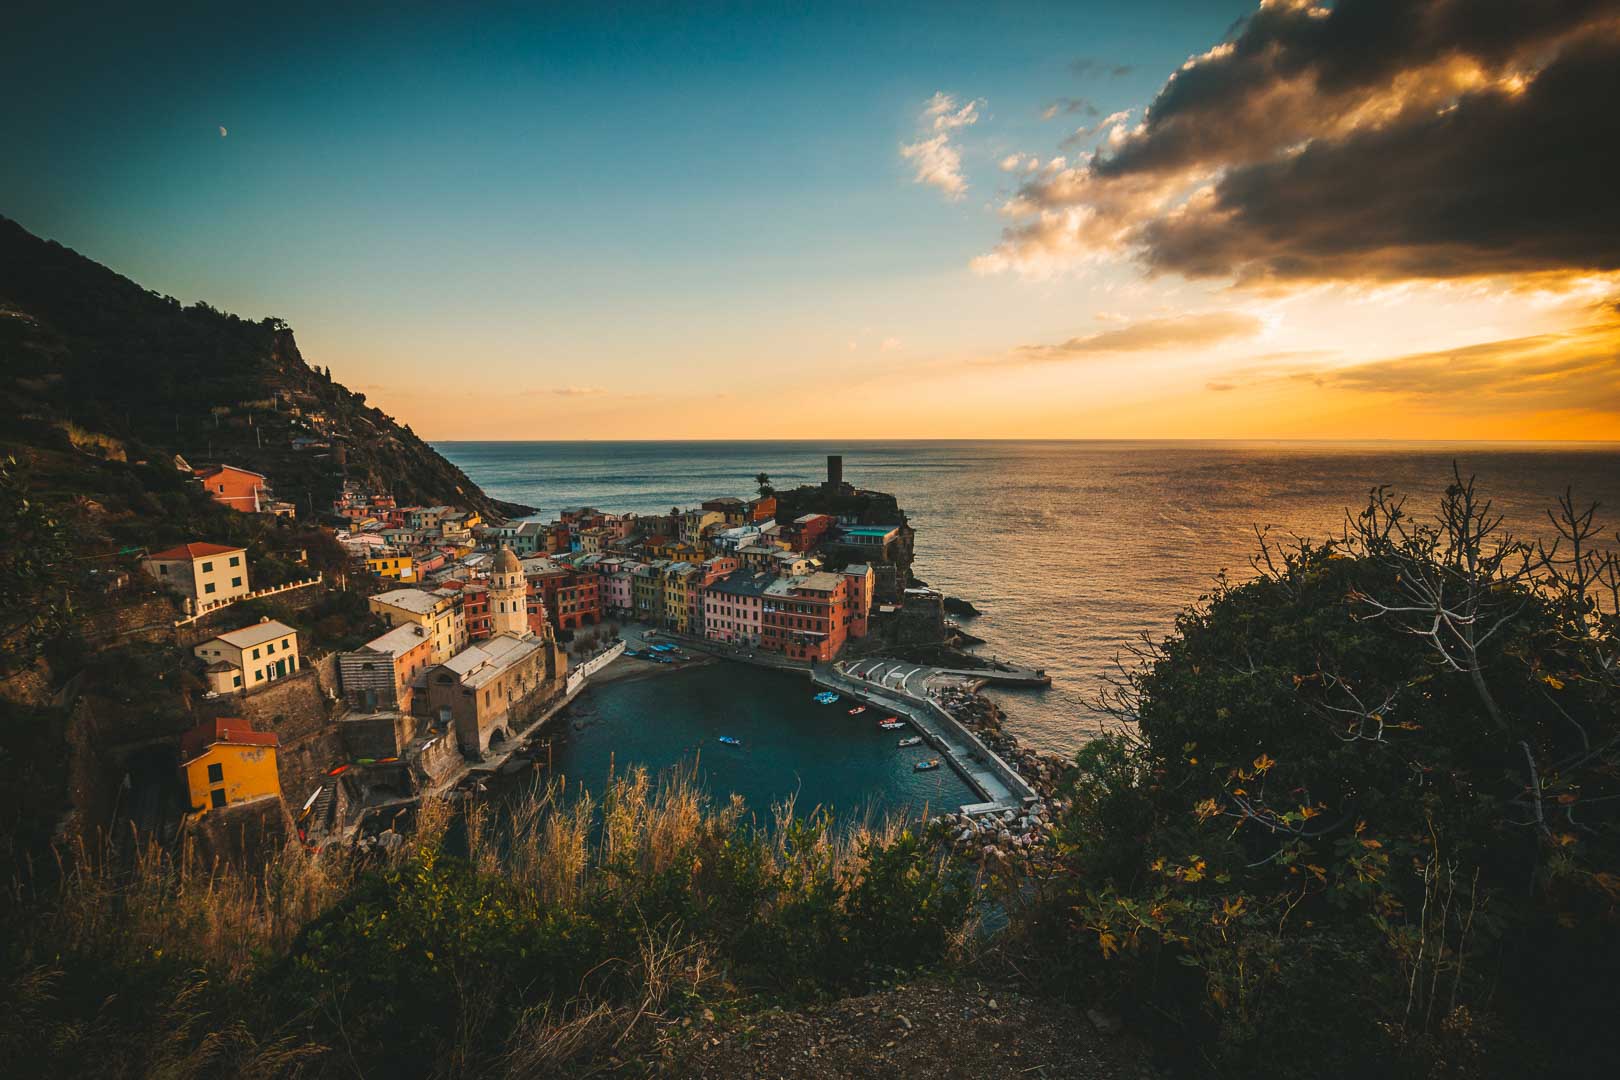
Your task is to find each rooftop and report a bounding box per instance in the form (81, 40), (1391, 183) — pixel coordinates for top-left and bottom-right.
(209, 619), (297, 650)
(707, 570), (774, 598)
(361, 622), (430, 657)
(439, 633), (545, 689)
(372, 588), (449, 615)
(147, 541), (244, 561)
(180, 716), (277, 760)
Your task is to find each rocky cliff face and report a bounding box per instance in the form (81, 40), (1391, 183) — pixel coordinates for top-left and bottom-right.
(0, 214), (531, 521)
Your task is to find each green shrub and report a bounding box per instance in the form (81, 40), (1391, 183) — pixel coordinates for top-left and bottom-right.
(1015, 477), (1620, 1077)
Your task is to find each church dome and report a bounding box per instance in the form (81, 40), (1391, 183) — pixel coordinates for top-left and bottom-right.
(494, 545), (522, 574)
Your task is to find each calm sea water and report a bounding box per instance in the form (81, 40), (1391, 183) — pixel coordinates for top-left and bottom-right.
(544, 663), (976, 823)
(439, 440), (1620, 755)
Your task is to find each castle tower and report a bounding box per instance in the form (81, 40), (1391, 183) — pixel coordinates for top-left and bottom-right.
(489, 545), (530, 637)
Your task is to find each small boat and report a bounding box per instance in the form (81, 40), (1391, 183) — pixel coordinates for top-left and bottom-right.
(847, 705), (867, 715)
(813, 691), (840, 704)
(914, 759), (942, 772)
(897, 736), (923, 747)
(878, 718), (906, 730)
(718, 735), (742, 746)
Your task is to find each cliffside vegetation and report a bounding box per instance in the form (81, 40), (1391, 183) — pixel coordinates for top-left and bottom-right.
(0, 214), (530, 529)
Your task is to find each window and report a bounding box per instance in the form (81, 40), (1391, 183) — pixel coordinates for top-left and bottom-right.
(256, 669), (264, 681)
(233, 675), (242, 687)
(266, 642), (275, 655)
(229, 556), (241, 567)
(231, 576), (242, 587)
(210, 789), (227, 809)
(159, 565), (169, 576)
(252, 648), (261, 659)
(204, 583), (216, 594)
(207, 762), (223, 783)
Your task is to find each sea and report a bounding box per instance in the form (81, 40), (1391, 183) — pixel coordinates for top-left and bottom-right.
(438, 440), (1620, 762)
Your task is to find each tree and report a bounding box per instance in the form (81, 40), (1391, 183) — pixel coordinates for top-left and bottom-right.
(755, 472), (774, 497)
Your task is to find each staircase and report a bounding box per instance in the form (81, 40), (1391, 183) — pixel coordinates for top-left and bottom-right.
(308, 780), (338, 835)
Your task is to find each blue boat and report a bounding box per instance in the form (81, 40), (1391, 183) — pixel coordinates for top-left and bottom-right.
(813, 691), (840, 704)
(718, 735), (741, 746)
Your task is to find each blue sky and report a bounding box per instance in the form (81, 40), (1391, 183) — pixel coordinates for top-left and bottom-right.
(4, 1), (1614, 440)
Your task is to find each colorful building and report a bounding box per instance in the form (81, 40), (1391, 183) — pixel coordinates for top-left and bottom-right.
(780, 513), (835, 552)
(142, 542), (251, 607)
(193, 618), (302, 693)
(180, 717), (280, 815)
(366, 553), (415, 581)
(337, 622), (434, 712)
(761, 572), (853, 663)
(703, 569), (772, 646)
(369, 587), (467, 664)
(193, 464), (272, 513)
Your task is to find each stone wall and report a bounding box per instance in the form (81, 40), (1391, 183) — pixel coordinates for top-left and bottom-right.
(340, 712), (415, 759)
(78, 594), (180, 649)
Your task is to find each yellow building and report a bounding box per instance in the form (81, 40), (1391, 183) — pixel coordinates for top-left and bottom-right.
(180, 717), (280, 815)
(369, 587), (467, 664)
(141, 542), (251, 608)
(193, 617), (302, 694)
(366, 553), (415, 581)
(661, 563), (697, 632)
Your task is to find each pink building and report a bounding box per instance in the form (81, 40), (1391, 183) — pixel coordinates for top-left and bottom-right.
(702, 569), (772, 646)
(596, 558), (637, 616)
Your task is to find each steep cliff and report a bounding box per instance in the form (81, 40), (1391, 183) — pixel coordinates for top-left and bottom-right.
(0, 214), (531, 521)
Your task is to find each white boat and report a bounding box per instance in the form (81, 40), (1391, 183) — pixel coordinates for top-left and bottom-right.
(897, 736), (923, 747)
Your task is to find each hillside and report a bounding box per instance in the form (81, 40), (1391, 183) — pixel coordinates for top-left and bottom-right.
(0, 215), (531, 523)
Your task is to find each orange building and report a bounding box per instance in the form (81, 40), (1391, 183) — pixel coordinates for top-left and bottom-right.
(194, 464), (271, 513)
(761, 571), (854, 662)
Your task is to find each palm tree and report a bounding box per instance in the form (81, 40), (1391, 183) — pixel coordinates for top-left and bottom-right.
(754, 472), (774, 497)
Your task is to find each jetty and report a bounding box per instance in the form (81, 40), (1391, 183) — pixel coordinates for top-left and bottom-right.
(815, 659), (1039, 815)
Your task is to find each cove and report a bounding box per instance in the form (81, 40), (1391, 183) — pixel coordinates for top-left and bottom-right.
(544, 662), (977, 826)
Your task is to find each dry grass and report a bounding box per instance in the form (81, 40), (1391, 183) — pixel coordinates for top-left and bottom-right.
(44, 825), (356, 978)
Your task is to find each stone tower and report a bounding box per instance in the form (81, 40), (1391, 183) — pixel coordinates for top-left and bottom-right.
(489, 545), (529, 637)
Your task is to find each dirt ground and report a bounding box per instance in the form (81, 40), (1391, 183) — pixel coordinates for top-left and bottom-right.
(649, 978), (1155, 1079)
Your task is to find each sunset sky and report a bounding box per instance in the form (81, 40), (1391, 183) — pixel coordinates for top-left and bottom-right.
(3, 0), (1616, 440)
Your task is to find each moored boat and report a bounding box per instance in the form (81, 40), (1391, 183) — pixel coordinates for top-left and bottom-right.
(897, 736), (923, 747)
(847, 705), (867, 714)
(914, 758), (942, 772)
(718, 735), (742, 746)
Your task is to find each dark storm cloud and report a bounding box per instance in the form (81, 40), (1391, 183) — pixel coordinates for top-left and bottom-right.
(1139, 25), (1620, 281)
(980, 0), (1620, 282)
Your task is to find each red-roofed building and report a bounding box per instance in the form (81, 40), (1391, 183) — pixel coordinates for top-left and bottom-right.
(141, 542), (251, 606)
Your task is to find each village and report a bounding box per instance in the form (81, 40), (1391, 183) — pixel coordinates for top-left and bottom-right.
(133, 453), (1038, 851)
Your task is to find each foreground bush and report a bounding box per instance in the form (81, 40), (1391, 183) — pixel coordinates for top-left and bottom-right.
(1014, 476), (1620, 1077)
(1, 769), (973, 1077)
